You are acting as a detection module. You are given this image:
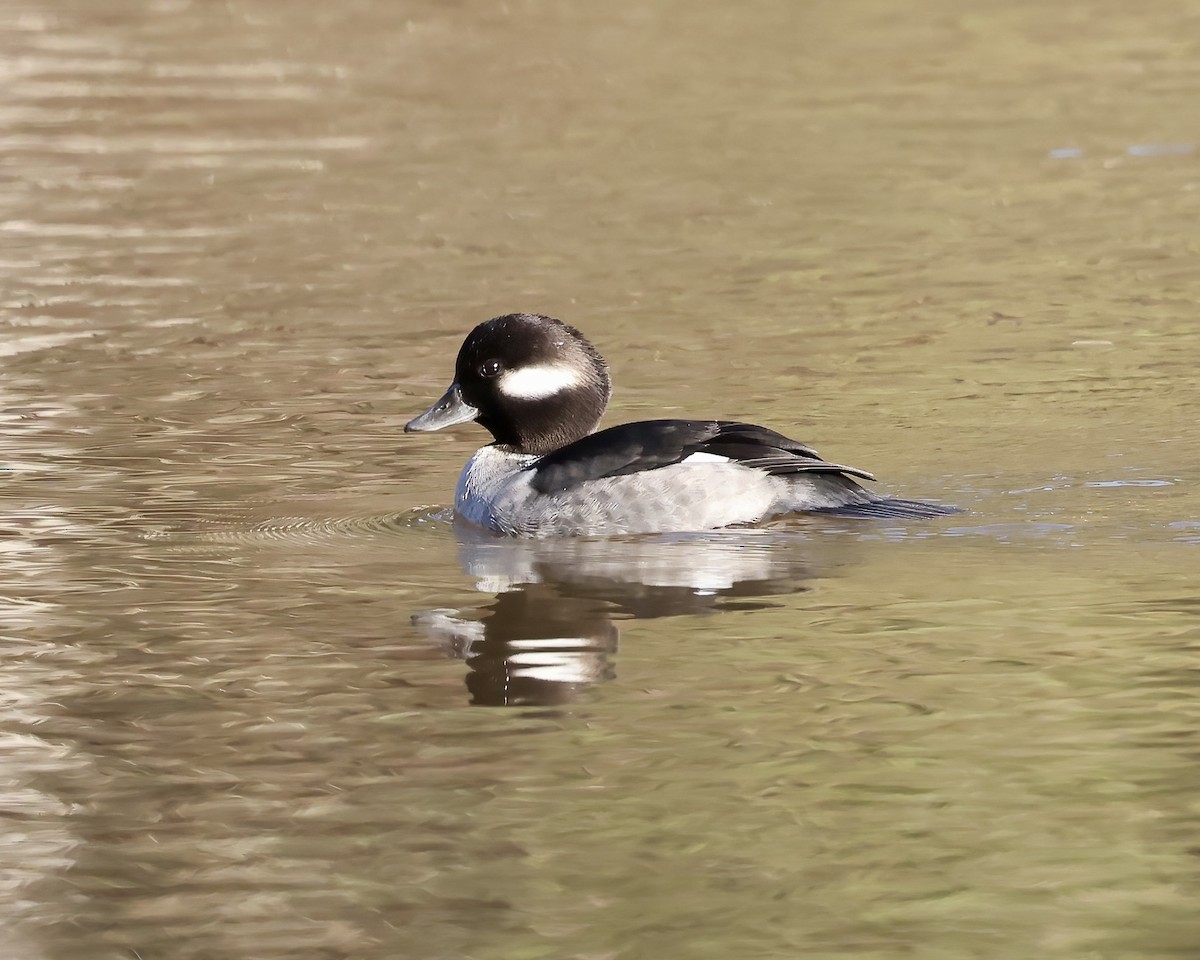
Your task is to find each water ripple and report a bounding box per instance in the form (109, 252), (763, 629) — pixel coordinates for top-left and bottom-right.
(145, 508), (454, 550)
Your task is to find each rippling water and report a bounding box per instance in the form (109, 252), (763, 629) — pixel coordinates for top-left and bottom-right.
(2, 0), (1199, 958)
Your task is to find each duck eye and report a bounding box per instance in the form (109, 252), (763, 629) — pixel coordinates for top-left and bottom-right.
(479, 359), (503, 379)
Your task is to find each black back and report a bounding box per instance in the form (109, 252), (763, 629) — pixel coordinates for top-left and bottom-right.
(528, 419), (875, 495)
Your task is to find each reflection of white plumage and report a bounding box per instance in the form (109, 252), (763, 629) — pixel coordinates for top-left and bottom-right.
(454, 524), (814, 596)
(414, 605), (613, 690)
(405, 313), (959, 537)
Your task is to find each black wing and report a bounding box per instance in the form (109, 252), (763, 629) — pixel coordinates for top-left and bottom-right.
(528, 419), (875, 495)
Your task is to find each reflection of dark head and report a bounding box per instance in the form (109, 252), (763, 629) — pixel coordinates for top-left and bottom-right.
(464, 588), (618, 707)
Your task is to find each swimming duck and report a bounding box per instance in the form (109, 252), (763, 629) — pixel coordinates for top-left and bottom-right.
(405, 313), (957, 536)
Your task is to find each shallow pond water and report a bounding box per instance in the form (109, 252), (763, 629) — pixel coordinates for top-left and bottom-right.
(2, 0), (1199, 958)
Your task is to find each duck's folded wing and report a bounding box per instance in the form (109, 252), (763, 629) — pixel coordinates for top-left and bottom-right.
(528, 419), (874, 495)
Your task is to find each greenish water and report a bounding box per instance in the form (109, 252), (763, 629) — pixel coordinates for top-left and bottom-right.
(1, 1), (1198, 958)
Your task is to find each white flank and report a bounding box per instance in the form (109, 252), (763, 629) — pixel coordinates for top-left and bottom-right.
(680, 452), (732, 465)
(499, 363), (583, 400)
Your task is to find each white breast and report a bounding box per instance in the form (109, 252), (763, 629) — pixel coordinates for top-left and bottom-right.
(454, 446), (539, 531)
(451, 445), (803, 537)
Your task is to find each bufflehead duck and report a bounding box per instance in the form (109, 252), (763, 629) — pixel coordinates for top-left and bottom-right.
(405, 313), (958, 536)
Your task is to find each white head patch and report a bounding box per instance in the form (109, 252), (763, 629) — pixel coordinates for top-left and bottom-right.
(499, 363), (583, 400)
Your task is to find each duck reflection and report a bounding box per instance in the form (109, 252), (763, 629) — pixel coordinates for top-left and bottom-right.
(413, 523), (821, 707)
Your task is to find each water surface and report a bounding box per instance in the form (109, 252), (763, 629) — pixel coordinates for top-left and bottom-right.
(2, 1), (1199, 958)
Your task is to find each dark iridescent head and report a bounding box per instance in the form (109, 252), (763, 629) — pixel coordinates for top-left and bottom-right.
(405, 313), (612, 454)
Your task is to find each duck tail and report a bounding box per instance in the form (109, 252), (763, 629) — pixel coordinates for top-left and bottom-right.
(813, 498), (963, 520)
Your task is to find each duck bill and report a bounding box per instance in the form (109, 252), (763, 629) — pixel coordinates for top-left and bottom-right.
(404, 382), (480, 433)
